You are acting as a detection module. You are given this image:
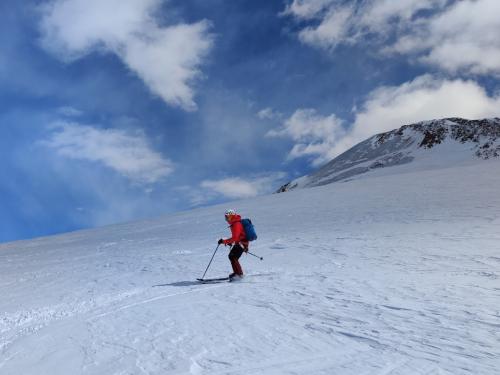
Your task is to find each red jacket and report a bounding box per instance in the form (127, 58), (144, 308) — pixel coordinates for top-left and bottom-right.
(223, 214), (249, 248)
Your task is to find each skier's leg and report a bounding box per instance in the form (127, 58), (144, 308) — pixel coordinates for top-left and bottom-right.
(234, 260), (243, 276)
(230, 259), (240, 274)
(228, 248), (239, 275)
(229, 244), (244, 276)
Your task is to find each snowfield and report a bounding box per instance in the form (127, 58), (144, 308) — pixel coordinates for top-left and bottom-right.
(1, 159), (500, 374)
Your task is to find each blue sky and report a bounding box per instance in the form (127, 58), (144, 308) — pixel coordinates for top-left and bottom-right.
(1, 0), (500, 243)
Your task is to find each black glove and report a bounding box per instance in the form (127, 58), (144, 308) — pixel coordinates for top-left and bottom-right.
(218, 238), (224, 245)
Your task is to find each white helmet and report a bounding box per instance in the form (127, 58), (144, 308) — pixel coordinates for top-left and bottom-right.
(225, 209), (236, 217)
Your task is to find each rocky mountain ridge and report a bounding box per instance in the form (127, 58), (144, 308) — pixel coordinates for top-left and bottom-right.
(277, 117), (500, 192)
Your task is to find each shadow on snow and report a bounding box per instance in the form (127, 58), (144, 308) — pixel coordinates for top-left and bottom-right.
(152, 280), (200, 287)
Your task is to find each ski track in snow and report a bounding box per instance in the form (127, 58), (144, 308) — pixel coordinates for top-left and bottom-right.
(1, 161), (500, 374)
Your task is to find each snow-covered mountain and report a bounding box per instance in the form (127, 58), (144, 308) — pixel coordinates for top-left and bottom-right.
(277, 117), (500, 192)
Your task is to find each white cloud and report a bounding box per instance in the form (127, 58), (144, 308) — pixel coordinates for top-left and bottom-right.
(201, 178), (259, 199)
(285, 0), (500, 76)
(359, 0), (446, 32)
(39, 0), (213, 111)
(267, 109), (345, 166)
(287, 0), (444, 50)
(282, 0), (336, 20)
(57, 106), (83, 117)
(391, 0), (500, 75)
(273, 75), (500, 164)
(199, 173), (287, 201)
(257, 107), (282, 120)
(44, 121), (173, 184)
(298, 4), (355, 50)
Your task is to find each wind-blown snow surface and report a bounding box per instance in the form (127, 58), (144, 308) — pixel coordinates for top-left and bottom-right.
(1, 160), (500, 374)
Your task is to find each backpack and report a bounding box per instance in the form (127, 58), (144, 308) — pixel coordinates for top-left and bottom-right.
(241, 218), (257, 241)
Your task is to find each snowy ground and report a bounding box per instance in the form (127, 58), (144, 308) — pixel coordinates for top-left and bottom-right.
(1, 160), (499, 374)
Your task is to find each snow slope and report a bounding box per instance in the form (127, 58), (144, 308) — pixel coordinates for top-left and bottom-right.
(1, 160), (500, 374)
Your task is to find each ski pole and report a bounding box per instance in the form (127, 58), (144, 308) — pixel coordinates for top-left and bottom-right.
(247, 251), (263, 260)
(200, 244), (220, 280)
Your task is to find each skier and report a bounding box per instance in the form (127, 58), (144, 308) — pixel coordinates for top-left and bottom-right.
(218, 209), (248, 280)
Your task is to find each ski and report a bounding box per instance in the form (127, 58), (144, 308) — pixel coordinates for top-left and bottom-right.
(197, 277), (230, 283)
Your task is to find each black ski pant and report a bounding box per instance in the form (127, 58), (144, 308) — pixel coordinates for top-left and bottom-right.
(228, 244), (244, 275)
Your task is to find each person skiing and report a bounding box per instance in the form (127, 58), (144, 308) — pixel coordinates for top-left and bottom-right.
(218, 209), (248, 280)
